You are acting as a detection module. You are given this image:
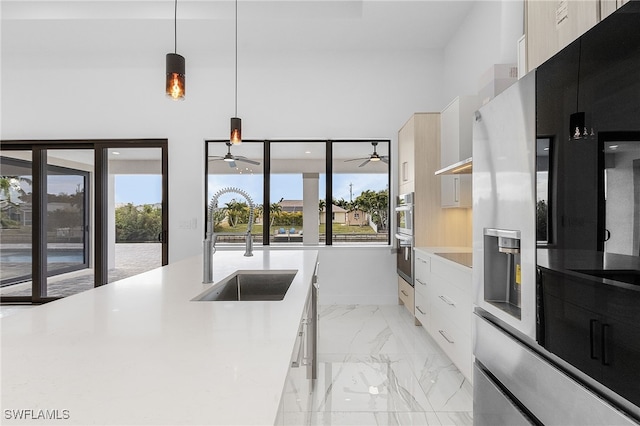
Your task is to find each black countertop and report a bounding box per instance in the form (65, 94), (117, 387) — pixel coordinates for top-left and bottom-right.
(537, 249), (640, 292)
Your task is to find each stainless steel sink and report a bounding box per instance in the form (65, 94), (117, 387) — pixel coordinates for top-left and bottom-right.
(192, 270), (298, 301)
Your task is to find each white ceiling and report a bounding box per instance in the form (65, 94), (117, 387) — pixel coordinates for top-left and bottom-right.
(1, 0), (477, 67)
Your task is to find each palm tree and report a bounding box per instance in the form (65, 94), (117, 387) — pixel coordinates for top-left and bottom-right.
(254, 204), (264, 225)
(225, 200), (249, 228)
(269, 202), (282, 227)
(318, 199), (326, 225)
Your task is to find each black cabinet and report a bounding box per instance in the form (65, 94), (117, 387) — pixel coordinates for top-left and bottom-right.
(544, 293), (603, 379)
(540, 268), (640, 407)
(601, 317), (640, 404)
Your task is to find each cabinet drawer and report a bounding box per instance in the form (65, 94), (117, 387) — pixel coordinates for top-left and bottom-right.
(431, 274), (472, 335)
(398, 276), (415, 316)
(414, 290), (429, 328)
(430, 304), (473, 381)
(430, 258), (471, 292)
(415, 252), (430, 287)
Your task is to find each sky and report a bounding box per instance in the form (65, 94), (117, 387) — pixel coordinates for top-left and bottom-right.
(10, 173), (386, 207)
(115, 175), (162, 205)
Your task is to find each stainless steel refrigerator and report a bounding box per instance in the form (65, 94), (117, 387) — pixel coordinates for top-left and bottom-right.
(472, 69), (639, 425)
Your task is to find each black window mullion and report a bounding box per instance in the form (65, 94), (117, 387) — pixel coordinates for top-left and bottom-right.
(326, 141), (332, 246)
(32, 148), (47, 301)
(263, 140), (270, 245)
(94, 146), (108, 286)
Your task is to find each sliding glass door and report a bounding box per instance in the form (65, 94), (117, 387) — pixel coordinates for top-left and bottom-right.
(106, 147), (164, 284)
(0, 140), (168, 304)
(44, 150), (92, 297)
(0, 152), (34, 297)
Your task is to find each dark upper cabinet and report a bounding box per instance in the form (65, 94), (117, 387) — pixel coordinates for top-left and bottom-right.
(536, 0), (640, 253)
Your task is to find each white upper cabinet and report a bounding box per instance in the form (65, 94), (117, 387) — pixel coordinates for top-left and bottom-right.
(439, 96), (479, 208)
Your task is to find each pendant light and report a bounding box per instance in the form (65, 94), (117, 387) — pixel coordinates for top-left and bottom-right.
(166, 0), (185, 101)
(230, 0), (242, 144)
(569, 39), (594, 140)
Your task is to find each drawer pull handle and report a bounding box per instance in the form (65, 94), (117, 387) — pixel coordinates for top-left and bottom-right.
(416, 278), (426, 286)
(401, 290), (409, 297)
(419, 258), (428, 264)
(602, 324), (610, 366)
(438, 295), (455, 306)
(416, 306), (426, 315)
(438, 329), (454, 344)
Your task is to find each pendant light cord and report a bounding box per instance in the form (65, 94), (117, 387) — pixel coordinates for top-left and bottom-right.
(174, 0), (178, 54)
(235, 0), (238, 117)
(576, 39), (581, 112)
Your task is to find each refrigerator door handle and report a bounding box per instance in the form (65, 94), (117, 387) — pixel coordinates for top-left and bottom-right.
(590, 319), (599, 360)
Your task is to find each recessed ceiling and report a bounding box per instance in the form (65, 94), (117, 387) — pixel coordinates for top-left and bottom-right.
(2, 0), (477, 67)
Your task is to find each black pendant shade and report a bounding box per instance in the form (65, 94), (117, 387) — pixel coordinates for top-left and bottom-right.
(569, 111), (585, 139)
(230, 117), (242, 144)
(166, 53), (185, 101)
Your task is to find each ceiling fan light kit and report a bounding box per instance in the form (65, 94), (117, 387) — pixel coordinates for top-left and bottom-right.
(344, 142), (389, 167)
(211, 142), (260, 169)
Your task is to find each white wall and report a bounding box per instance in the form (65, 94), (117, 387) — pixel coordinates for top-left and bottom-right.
(1, 1), (524, 305)
(442, 0), (524, 106)
(1, 48), (443, 304)
(317, 247), (397, 305)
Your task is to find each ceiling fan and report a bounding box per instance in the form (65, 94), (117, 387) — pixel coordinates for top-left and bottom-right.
(344, 142), (389, 167)
(210, 142), (260, 168)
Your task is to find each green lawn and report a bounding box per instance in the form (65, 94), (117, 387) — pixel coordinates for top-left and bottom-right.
(215, 223), (377, 234)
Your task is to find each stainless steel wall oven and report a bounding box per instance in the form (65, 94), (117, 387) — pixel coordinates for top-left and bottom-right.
(395, 192), (414, 285)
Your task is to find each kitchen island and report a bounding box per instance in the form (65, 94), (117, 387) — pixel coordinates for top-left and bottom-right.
(1, 250), (319, 425)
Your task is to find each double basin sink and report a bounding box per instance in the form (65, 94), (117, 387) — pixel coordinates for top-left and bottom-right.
(192, 270), (298, 301)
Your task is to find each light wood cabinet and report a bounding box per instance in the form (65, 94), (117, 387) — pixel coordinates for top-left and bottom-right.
(526, 0), (601, 72)
(440, 96), (477, 209)
(397, 114), (472, 323)
(398, 117), (416, 194)
(398, 113), (472, 247)
(398, 275), (415, 317)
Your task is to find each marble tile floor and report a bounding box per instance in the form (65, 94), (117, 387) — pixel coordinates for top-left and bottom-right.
(306, 304), (473, 426)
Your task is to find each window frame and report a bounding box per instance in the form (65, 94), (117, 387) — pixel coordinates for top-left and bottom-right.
(204, 139), (391, 246)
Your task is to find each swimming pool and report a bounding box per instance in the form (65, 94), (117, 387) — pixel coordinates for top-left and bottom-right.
(0, 249), (85, 263)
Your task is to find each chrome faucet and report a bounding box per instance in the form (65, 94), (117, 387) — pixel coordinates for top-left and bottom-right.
(203, 187), (255, 283)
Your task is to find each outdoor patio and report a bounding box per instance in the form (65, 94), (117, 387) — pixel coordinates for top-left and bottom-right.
(0, 243), (162, 298)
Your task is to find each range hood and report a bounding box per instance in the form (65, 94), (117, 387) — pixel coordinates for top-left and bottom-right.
(434, 157), (472, 175)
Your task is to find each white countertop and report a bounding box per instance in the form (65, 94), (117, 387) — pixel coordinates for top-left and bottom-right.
(1, 250), (318, 425)
(415, 246), (473, 270)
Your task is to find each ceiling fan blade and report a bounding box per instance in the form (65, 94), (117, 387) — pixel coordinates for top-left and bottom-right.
(358, 159), (371, 168)
(344, 157), (368, 162)
(235, 157), (261, 165)
(228, 160), (237, 168)
(381, 156), (389, 164)
(209, 156), (225, 160)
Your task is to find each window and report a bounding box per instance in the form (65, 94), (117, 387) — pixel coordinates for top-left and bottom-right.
(270, 142), (325, 244)
(206, 141), (264, 245)
(536, 138), (551, 244)
(332, 141), (390, 244)
(205, 140), (390, 246)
